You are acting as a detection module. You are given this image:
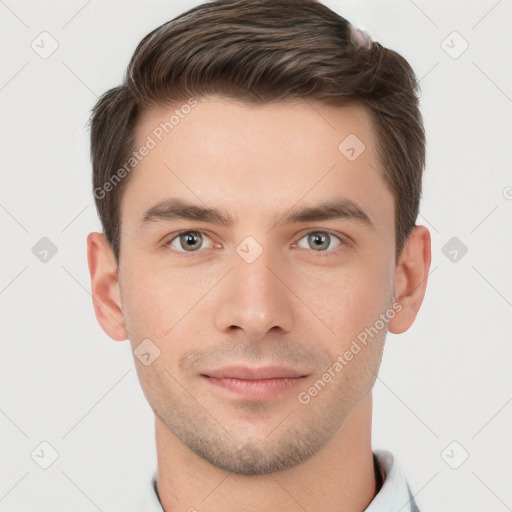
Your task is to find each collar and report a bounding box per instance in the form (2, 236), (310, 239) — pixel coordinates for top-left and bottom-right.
(365, 449), (420, 512)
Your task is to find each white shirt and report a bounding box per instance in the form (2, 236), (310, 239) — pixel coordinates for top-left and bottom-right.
(141, 449), (420, 511)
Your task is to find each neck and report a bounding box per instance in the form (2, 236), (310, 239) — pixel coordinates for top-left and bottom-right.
(155, 392), (377, 512)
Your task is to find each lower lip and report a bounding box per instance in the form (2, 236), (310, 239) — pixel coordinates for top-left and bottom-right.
(202, 375), (306, 400)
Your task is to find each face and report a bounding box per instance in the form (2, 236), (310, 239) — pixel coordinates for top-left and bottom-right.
(116, 97), (398, 474)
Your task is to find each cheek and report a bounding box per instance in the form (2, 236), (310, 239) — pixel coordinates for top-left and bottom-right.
(119, 258), (216, 341)
(308, 259), (393, 345)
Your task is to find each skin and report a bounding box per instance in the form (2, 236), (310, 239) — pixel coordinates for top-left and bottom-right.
(87, 96), (431, 512)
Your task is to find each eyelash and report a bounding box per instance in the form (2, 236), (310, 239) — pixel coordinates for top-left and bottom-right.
(162, 230), (349, 258)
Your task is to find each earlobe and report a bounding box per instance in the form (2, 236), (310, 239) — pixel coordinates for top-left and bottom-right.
(388, 225), (431, 334)
(86, 232), (128, 341)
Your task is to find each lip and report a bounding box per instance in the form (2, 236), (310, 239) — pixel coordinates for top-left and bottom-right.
(203, 365), (308, 380)
(201, 366), (309, 400)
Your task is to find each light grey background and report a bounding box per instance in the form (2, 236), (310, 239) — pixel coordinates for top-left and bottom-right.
(1, 1), (511, 511)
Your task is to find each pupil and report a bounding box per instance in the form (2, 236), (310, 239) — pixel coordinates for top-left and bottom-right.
(311, 233), (328, 250)
(183, 232), (200, 250)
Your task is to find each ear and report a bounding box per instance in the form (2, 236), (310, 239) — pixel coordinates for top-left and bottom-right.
(388, 225), (431, 334)
(86, 232), (128, 341)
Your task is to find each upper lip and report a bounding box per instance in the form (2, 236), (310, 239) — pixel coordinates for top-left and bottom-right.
(203, 365), (309, 380)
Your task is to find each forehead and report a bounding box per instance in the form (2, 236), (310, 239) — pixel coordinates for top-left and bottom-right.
(136, 96), (378, 157)
(122, 96), (393, 234)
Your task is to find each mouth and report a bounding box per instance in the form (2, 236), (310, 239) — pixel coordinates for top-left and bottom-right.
(201, 366), (309, 400)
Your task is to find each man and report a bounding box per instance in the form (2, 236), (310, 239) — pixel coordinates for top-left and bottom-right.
(87, 1), (430, 510)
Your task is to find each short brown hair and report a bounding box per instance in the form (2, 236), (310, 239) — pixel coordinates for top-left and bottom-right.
(90, 0), (425, 263)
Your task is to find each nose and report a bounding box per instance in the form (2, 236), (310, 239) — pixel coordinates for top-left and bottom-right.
(213, 243), (295, 342)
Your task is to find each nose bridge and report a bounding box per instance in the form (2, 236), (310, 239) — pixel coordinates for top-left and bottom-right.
(213, 239), (294, 340)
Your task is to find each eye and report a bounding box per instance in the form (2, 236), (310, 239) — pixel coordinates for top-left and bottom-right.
(164, 230), (216, 255)
(294, 230), (347, 255)
(163, 229), (349, 257)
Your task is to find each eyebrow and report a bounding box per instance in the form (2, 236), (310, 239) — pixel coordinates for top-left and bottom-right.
(139, 197), (375, 231)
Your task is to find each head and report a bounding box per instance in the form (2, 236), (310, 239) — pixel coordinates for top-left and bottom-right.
(87, 0), (431, 475)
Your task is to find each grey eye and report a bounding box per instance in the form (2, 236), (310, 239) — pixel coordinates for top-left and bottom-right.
(168, 231), (213, 252)
(296, 231), (342, 251)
